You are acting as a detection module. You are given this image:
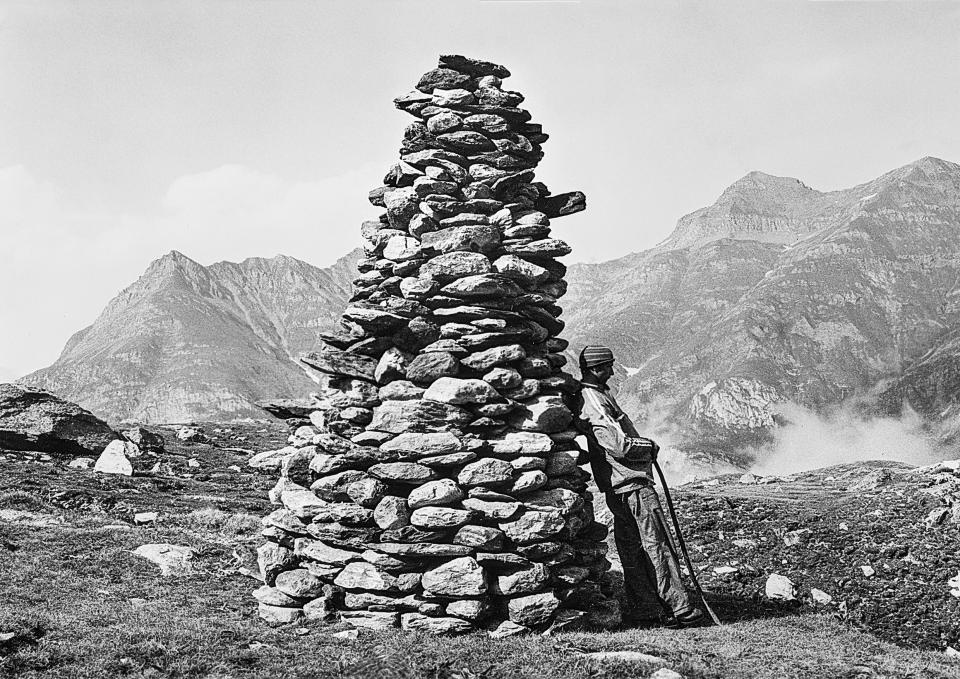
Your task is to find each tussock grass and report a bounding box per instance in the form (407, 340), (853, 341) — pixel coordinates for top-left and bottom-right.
(185, 508), (261, 537)
(0, 490), (46, 511)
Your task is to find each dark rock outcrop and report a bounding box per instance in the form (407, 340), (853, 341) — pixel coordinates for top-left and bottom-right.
(0, 383), (118, 456)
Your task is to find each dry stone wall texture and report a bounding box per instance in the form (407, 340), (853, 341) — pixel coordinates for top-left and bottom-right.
(253, 54), (619, 635)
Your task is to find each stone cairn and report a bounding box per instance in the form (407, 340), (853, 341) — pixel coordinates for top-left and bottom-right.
(253, 54), (620, 636)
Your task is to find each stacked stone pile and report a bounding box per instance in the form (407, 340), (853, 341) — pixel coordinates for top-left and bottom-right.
(252, 54), (619, 635)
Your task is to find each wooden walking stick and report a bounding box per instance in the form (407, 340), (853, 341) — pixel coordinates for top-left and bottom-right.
(653, 459), (723, 626)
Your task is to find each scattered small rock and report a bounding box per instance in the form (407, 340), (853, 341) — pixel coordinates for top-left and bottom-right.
(134, 511), (158, 525)
(650, 670), (684, 679)
(764, 573), (796, 601)
(487, 620), (529, 638)
(177, 426), (206, 443)
(810, 588), (833, 605)
(132, 543), (194, 576)
(329, 629), (359, 640)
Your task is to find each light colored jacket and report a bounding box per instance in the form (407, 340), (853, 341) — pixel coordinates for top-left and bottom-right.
(574, 382), (657, 493)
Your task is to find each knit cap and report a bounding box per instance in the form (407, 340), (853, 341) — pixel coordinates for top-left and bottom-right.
(579, 345), (614, 368)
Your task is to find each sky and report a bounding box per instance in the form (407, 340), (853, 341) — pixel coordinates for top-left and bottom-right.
(2, 0), (960, 380)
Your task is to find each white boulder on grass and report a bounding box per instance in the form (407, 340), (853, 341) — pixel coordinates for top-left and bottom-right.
(764, 573), (796, 601)
(94, 440), (137, 476)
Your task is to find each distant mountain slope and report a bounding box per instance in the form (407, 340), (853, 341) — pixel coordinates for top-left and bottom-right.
(564, 157), (960, 463)
(21, 251), (359, 423)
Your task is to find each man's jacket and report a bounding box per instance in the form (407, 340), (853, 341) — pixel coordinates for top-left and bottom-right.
(573, 381), (657, 494)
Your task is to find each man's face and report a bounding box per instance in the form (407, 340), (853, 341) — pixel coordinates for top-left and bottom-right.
(593, 361), (614, 384)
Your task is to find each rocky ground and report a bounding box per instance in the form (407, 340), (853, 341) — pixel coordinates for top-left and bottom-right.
(675, 461), (960, 651)
(1, 421), (958, 677)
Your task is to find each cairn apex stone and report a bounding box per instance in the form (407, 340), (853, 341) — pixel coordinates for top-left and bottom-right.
(439, 54), (511, 78)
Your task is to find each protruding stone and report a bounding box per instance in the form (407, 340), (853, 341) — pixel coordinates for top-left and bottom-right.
(506, 396), (573, 433)
(301, 347), (377, 382)
(259, 603), (303, 625)
(420, 251), (492, 280)
(408, 479), (465, 509)
(453, 525), (506, 550)
(374, 496), (412, 530)
(258, 543), (296, 585)
(461, 344), (525, 371)
(509, 470), (546, 493)
(368, 462), (437, 484)
(405, 352), (461, 385)
(400, 613), (473, 634)
(507, 591), (560, 627)
(500, 511), (566, 544)
(462, 497), (521, 521)
(424, 377), (500, 405)
(491, 563), (550, 596)
(373, 542), (473, 558)
(410, 506), (474, 529)
(341, 610), (399, 630)
(422, 557), (487, 596)
(275, 568), (325, 599)
(458, 458), (515, 487)
(368, 400), (472, 433)
(294, 539), (360, 567)
(488, 620), (530, 638)
(334, 562), (398, 592)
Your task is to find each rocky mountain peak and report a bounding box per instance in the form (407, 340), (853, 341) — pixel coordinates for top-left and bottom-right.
(659, 170), (828, 251)
(716, 171), (818, 214)
(21, 252), (357, 423)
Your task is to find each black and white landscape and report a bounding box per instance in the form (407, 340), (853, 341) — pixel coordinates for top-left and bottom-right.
(23, 157), (960, 474)
(4, 3), (960, 678)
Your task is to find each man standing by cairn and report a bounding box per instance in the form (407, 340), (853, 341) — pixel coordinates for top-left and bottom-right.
(573, 345), (703, 628)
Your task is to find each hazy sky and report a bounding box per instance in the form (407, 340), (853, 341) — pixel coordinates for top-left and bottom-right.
(3, 0), (960, 379)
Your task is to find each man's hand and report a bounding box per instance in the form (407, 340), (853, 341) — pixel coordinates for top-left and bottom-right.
(625, 437), (659, 462)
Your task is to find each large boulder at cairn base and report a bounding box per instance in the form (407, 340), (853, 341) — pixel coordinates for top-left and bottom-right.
(255, 54), (613, 635)
(0, 383), (118, 456)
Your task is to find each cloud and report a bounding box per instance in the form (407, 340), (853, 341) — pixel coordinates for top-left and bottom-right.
(0, 162), (384, 378)
(748, 401), (944, 477)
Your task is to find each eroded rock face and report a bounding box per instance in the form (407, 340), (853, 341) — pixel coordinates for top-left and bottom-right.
(0, 383), (118, 456)
(252, 54), (616, 635)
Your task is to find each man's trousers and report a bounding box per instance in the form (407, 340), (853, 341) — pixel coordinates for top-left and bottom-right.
(605, 483), (695, 619)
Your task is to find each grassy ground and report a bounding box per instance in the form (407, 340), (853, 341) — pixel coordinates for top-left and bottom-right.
(1, 424), (958, 678)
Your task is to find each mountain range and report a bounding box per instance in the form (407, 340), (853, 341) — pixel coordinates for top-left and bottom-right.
(22, 157), (960, 467)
